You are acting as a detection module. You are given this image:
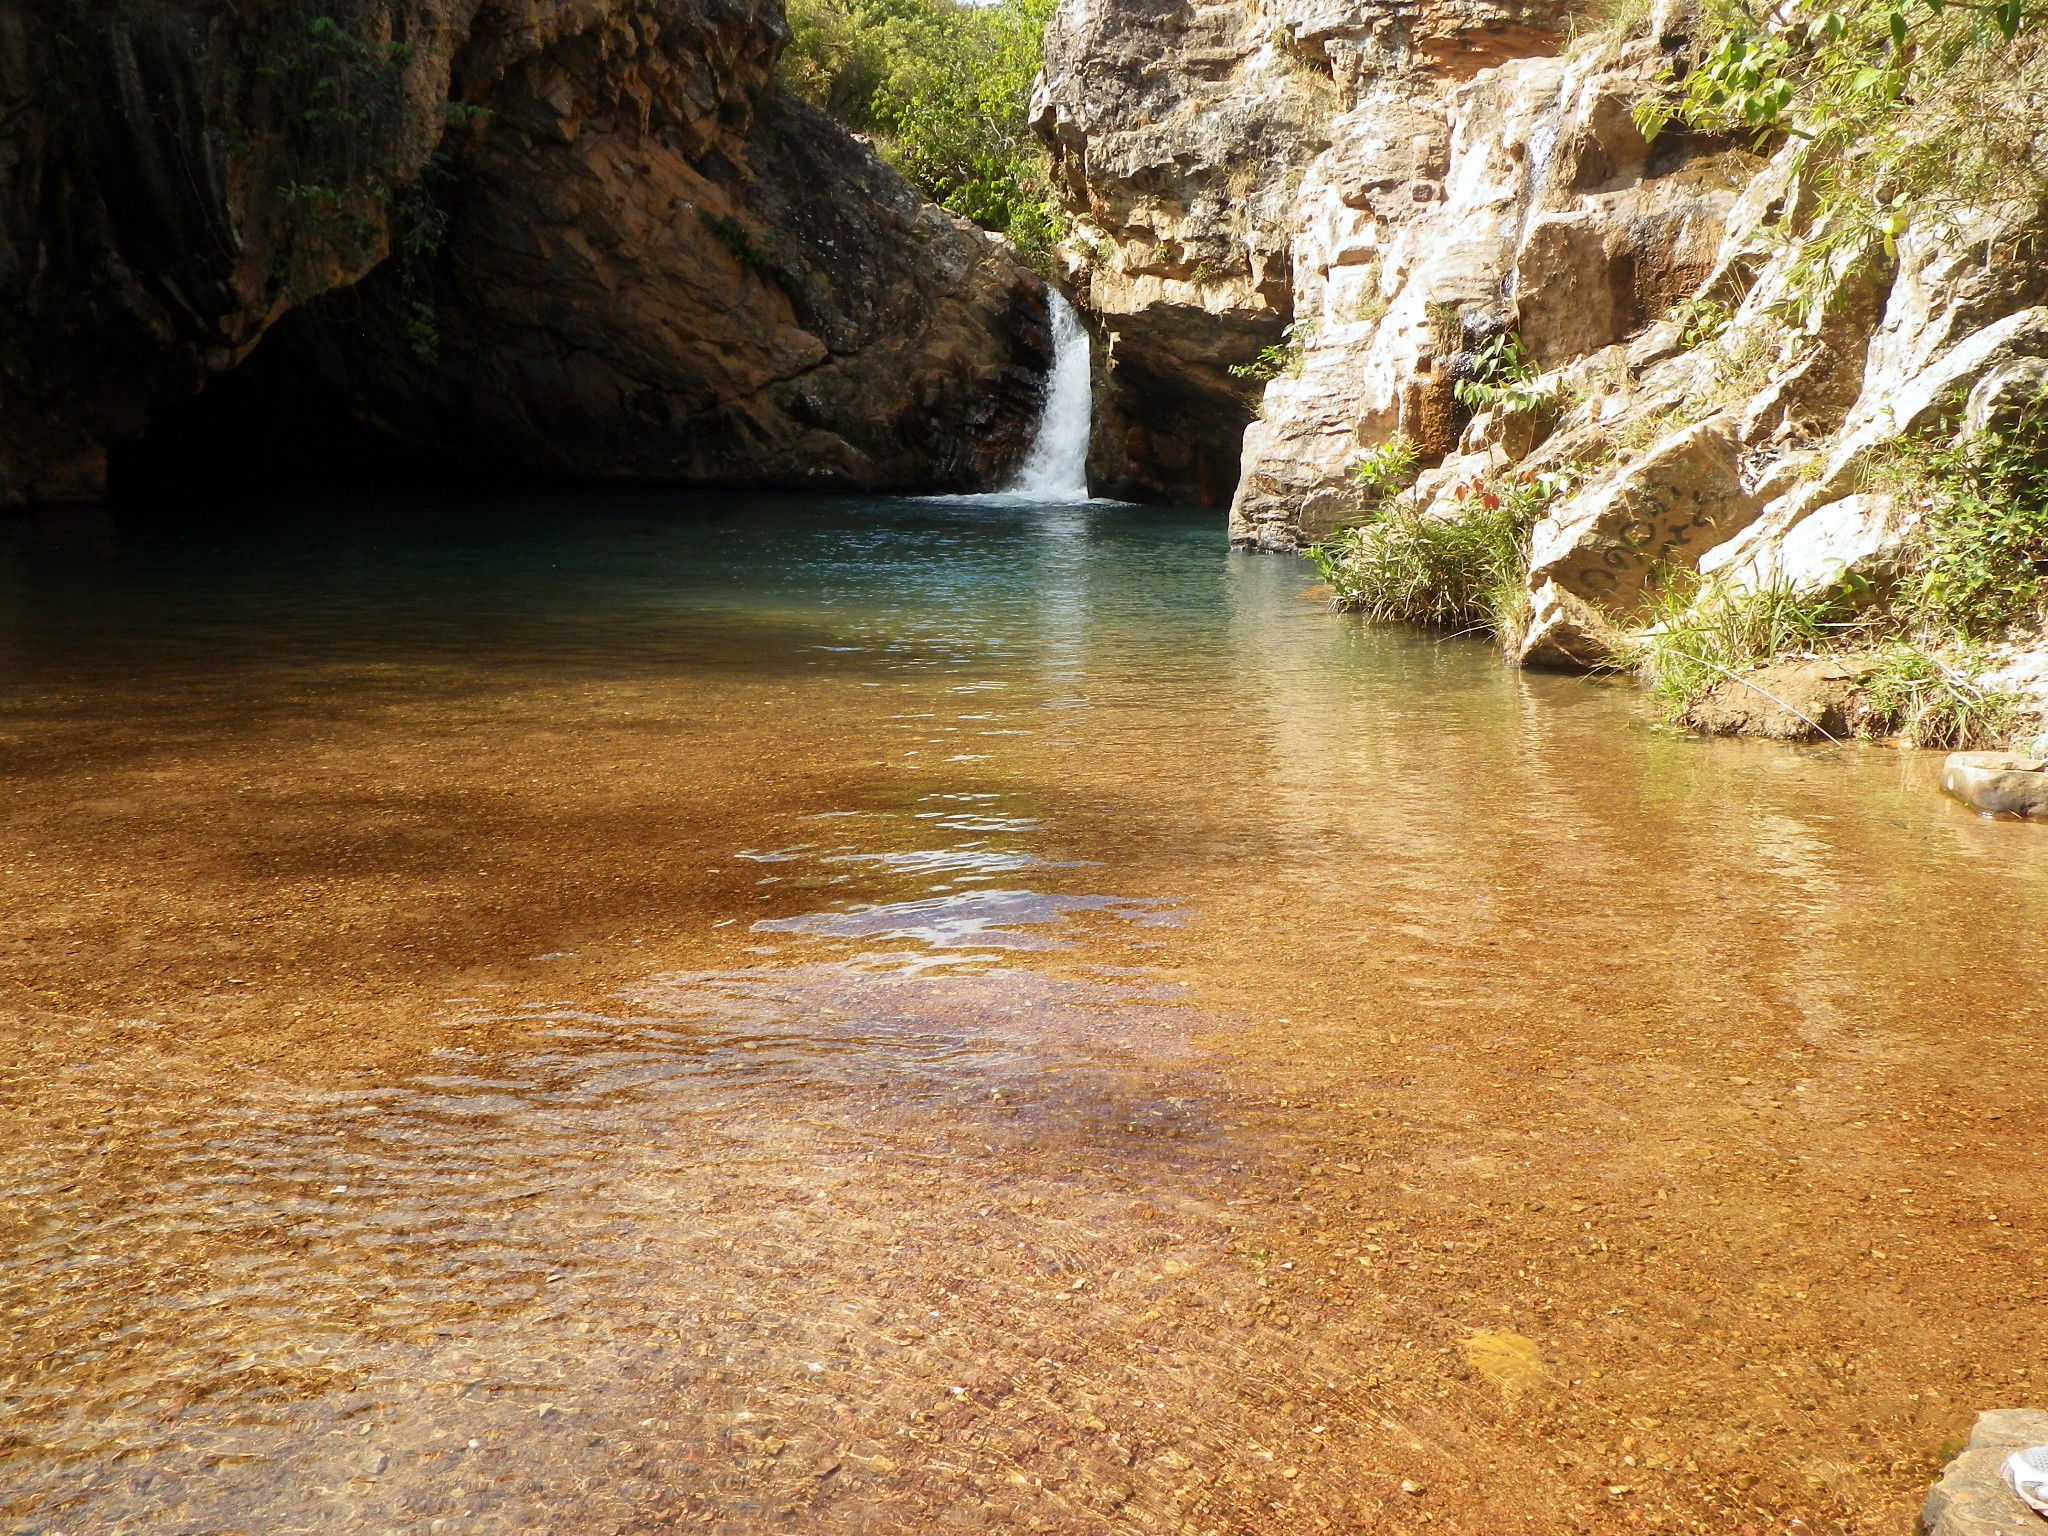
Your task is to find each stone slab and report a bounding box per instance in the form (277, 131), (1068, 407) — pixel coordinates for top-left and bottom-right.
(1922, 1409), (2048, 1535)
(1942, 754), (2048, 821)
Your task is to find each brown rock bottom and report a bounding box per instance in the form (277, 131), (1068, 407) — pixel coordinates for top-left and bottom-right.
(4, 497), (2047, 1535)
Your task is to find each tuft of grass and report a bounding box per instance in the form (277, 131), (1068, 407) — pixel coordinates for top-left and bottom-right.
(1860, 642), (2031, 747)
(1624, 577), (2033, 746)
(1568, 0), (1654, 45)
(1625, 573), (1857, 717)
(1313, 502), (1525, 631)
(1311, 473), (1569, 637)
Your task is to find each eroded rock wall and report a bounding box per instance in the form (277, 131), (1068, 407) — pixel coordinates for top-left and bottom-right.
(1232, 23), (1753, 547)
(1032, 0), (1572, 504)
(1031, 0), (1331, 503)
(1, 0), (1048, 504)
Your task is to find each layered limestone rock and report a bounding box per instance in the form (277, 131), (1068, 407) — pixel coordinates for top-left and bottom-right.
(1045, 0), (2045, 747)
(1033, 0), (1577, 505)
(1228, 17), (1750, 548)
(1, 0), (1048, 504)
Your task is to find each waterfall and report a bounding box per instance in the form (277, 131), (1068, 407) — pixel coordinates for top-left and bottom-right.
(1005, 290), (1092, 501)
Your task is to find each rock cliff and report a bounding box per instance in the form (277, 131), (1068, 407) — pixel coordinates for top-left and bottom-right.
(1031, 0), (1572, 504)
(1039, 0), (2048, 751)
(1, 0), (1049, 505)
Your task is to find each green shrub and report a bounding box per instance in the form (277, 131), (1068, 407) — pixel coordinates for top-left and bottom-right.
(1874, 407), (2048, 637)
(1312, 474), (1566, 636)
(1861, 642), (2031, 747)
(1637, 0), (2048, 322)
(780, 0), (1064, 258)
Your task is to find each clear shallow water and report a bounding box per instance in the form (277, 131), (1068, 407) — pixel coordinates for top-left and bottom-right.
(1, 491), (2045, 1535)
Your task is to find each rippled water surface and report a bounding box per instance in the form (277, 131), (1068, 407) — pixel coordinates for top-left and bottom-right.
(2, 492), (2044, 1535)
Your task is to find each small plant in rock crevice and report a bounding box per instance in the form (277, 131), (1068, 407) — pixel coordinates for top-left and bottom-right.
(1452, 332), (1557, 416)
(1346, 435), (1421, 504)
(1230, 319), (1320, 383)
(1670, 295), (1736, 350)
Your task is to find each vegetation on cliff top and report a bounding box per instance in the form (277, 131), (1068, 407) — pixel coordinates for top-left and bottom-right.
(779, 0), (1063, 258)
(1639, 0), (2048, 317)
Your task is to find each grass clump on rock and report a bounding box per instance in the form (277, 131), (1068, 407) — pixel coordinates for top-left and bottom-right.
(1861, 642), (2032, 748)
(1312, 471), (1564, 639)
(1625, 575), (1854, 717)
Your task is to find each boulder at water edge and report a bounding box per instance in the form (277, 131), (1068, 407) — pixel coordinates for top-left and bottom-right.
(1941, 753), (2048, 821)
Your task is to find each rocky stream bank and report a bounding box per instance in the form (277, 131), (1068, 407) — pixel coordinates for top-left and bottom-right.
(1032, 0), (2048, 768)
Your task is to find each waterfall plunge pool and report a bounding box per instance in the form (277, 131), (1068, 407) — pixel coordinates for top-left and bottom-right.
(1, 488), (2043, 1534)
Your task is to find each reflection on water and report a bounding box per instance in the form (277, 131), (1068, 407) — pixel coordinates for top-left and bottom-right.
(1, 489), (2045, 1534)
(755, 890), (1182, 949)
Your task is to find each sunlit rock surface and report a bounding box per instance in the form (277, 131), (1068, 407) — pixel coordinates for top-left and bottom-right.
(1041, 0), (2047, 733)
(1920, 1408), (2048, 1532)
(1941, 752), (2048, 821)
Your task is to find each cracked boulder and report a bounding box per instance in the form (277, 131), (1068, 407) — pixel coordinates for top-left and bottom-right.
(1526, 416), (1762, 613)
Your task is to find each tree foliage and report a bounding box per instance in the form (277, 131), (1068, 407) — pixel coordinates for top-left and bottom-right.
(1638, 0), (2048, 312)
(780, 0), (1064, 258)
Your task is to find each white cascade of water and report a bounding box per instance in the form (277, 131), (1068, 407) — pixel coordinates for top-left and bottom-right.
(1005, 290), (1092, 501)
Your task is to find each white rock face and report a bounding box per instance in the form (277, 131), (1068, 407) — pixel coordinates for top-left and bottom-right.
(1525, 417), (1757, 614)
(1226, 7), (1748, 549)
(1702, 493), (1918, 598)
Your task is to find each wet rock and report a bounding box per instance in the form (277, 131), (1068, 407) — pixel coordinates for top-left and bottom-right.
(1941, 753), (2048, 821)
(1921, 1407), (2048, 1534)
(1681, 657), (1870, 742)
(1526, 418), (1760, 613)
